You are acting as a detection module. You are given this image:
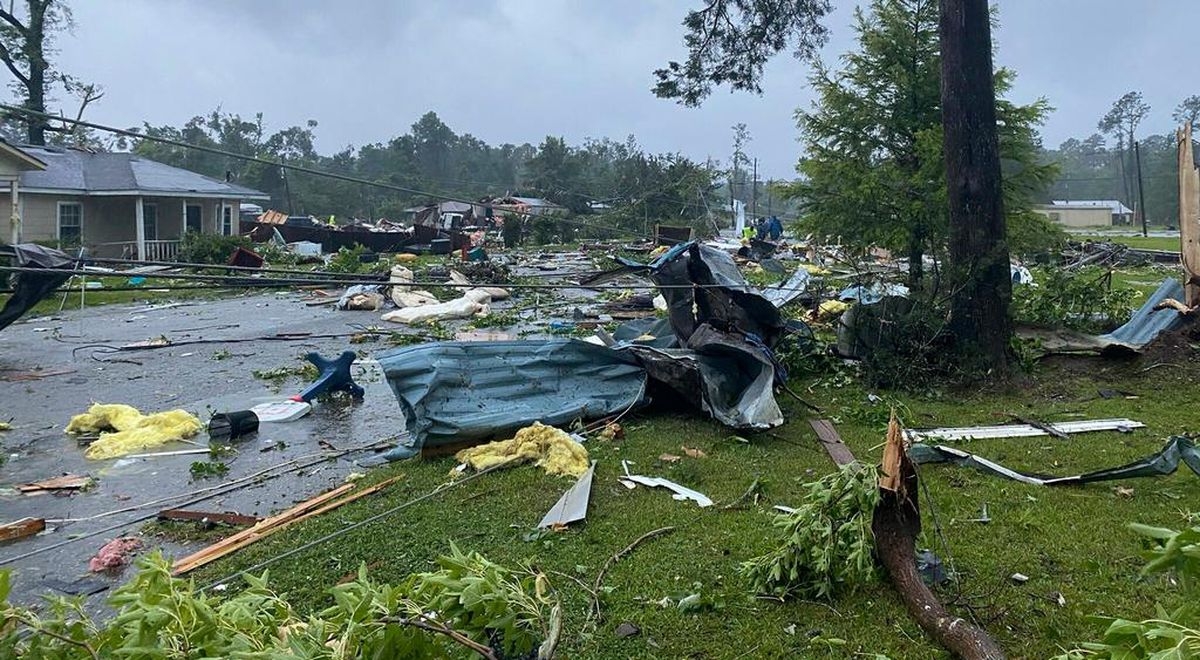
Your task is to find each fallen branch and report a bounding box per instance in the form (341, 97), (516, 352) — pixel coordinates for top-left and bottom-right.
(589, 526), (676, 622)
(778, 381), (822, 413)
(873, 415), (1005, 660)
(385, 613), (498, 660)
(6, 612), (100, 660)
(721, 477), (762, 510)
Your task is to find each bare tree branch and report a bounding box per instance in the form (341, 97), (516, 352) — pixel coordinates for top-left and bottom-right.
(0, 37), (29, 85)
(0, 7), (27, 31)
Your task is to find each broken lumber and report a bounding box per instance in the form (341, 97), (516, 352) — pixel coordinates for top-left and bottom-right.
(1, 517), (46, 543)
(17, 474), (92, 493)
(172, 476), (402, 575)
(809, 419), (856, 467)
(873, 415), (1005, 659)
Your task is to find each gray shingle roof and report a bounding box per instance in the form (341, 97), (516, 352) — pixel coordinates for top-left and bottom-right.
(16, 146), (270, 200)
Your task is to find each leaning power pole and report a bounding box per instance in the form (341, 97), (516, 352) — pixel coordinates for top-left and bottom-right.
(1134, 140), (1148, 237)
(751, 158), (758, 219)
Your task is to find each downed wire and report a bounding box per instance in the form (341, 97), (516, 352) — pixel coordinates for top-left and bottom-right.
(0, 439), (395, 567)
(0, 104), (654, 241)
(0, 263), (821, 295)
(199, 464), (507, 591)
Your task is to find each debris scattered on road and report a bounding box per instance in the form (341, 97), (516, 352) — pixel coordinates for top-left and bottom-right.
(1, 518), (46, 543)
(89, 537), (143, 572)
(66, 403), (203, 460)
(17, 474), (93, 494)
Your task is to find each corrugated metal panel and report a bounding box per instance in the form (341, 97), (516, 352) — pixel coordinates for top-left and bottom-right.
(904, 418), (1144, 442)
(378, 339), (647, 451)
(1099, 278), (1185, 349)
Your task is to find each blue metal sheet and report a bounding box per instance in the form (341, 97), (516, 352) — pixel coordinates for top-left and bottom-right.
(378, 339), (647, 454)
(1099, 278), (1185, 349)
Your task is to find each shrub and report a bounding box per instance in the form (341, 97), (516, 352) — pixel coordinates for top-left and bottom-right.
(0, 545), (560, 659)
(1012, 266), (1136, 334)
(176, 232), (252, 265)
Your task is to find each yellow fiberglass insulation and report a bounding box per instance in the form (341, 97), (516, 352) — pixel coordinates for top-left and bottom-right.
(66, 403), (204, 460)
(456, 422), (589, 477)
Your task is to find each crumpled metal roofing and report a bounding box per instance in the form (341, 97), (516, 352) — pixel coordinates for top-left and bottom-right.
(1098, 278), (1186, 349)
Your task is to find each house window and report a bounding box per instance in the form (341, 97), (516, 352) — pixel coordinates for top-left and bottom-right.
(185, 204), (202, 233)
(142, 203), (158, 240)
(57, 202), (82, 245)
(222, 205), (233, 236)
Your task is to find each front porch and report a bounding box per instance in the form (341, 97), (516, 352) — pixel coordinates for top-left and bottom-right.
(88, 196), (238, 260)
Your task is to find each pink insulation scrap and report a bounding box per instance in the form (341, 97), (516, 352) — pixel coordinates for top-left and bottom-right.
(89, 536), (143, 572)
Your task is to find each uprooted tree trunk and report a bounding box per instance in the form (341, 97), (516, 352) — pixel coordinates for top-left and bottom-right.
(873, 416), (1006, 659)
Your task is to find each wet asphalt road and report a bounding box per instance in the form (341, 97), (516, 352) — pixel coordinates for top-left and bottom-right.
(0, 290), (425, 611)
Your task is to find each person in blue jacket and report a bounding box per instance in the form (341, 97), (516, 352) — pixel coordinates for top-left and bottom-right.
(767, 215), (783, 240)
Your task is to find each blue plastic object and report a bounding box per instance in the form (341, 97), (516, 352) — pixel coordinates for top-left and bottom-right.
(292, 351), (364, 402)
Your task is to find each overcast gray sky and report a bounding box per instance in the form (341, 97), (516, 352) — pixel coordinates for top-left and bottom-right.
(39, 0), (1199, 179)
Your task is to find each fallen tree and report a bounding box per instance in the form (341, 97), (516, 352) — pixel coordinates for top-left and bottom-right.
(873, 416), (1006, 659)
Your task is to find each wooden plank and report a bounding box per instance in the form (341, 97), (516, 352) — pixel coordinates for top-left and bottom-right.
(17, 474), (92, 493)
(171, 482), (355, 574)
(158, 509), (262, 526)
(1, 517), (46, 543)
(808, 419), (856, 467)
(172, 477), (402, 575)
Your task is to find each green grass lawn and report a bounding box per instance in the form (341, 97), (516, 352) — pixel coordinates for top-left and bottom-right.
(182, 338), (1200, 658)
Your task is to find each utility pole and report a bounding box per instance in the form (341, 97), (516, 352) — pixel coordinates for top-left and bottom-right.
(751, 158), (758, 219)
(1134, 140), (1148, 237)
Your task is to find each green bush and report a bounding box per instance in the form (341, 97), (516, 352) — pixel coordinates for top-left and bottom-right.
(1056, 521), (1200, 658)
(1012, 266), (1136, 334)
(176, 233), (252, 265)
(326, 244), (384, 274)
(0, 545), (560, 659)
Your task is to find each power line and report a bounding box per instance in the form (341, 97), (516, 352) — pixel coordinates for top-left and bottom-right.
(0, 104), (497, 209)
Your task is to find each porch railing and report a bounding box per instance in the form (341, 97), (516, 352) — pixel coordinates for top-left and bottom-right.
(95, 240), (182, 261)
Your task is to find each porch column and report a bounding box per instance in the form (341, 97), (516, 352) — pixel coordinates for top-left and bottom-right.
(9, 179), (18, 244)
(135, 196), (146, 260)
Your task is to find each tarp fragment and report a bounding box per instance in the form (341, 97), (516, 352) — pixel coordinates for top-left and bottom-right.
(0, 243), (75, 332)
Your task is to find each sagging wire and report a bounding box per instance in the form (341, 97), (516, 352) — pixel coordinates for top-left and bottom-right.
(0, 438), (398, 567)
(199, 463), (507, 592)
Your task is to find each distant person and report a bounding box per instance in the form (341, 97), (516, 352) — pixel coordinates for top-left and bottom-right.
(767, 215), (783, 241)
(740, 224), (755, 242)
(755, 217), (767, 240)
